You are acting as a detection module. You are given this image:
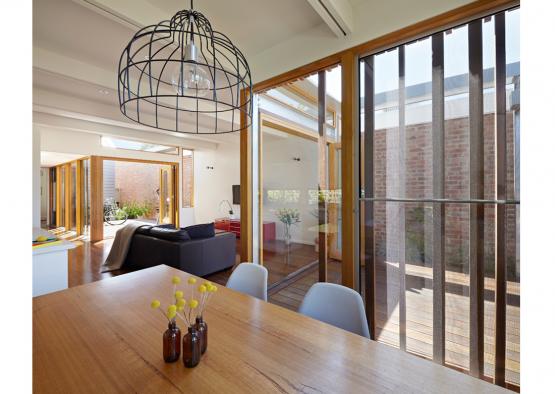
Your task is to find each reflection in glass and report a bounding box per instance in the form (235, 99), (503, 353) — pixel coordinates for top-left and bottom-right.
(258, 65), (342, 302)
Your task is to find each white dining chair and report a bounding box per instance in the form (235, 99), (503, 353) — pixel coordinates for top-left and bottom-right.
(226, 262), (268, 301)
(298, 282), (370, 338)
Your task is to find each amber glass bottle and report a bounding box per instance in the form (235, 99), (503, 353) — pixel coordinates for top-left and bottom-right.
(195, 316), (208, 354)
(183, 326), (201, 368)
(163, 321), (181, 363)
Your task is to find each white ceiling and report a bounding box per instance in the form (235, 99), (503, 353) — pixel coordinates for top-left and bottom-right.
(32, 0), (329, 146)
(33, 0), (474, 147)
(34, 0), (324, 73)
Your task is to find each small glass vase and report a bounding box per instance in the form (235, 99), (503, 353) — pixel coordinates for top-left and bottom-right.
(182, 326), (201, 368)
(163, 320), (181, 363)
(195, 316), (208, 354)
(284, 225), (291, 246)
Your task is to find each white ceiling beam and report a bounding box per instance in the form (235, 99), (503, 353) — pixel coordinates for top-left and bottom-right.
(71, 0), (159, 29)
(33, 111), (219, 151)
(34, 47), (115, 90)
(305, 0), (354, 37)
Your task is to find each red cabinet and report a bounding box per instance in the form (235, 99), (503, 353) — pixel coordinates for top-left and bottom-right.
(214, 218), (276, 241)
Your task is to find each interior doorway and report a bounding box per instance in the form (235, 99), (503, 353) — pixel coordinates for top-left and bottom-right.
(99, 158), (179, 240)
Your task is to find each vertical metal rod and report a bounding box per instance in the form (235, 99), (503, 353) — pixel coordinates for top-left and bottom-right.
(431, 32), (446, 365)
(494, 11), (507, 387)
(363, 57), (376, 339)
(468, 19), (485, 379)
(318, 70), (329, 282)
(398, 46), (407, 352)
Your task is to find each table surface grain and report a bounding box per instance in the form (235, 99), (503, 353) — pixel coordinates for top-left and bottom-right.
(33, 265), (508, 393)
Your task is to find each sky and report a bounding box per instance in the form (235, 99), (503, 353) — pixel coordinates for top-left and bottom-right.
(309, 9), (519, 99)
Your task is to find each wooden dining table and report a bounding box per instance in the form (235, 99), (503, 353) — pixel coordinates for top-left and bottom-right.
(33, 265), (508, 393)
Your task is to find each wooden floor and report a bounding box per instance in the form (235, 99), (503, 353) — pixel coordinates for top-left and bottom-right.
(60, 229), (519, 388)
(56, 225), (327, 289)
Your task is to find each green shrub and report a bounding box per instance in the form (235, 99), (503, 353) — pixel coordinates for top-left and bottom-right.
(122, 201), (151, 219)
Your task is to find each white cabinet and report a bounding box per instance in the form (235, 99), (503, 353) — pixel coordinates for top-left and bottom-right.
(32, 228), (76, 297)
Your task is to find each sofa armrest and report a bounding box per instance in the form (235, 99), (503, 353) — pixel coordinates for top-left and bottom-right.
(177, 232), (236, 276)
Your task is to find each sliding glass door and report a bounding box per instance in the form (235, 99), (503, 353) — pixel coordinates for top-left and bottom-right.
(257, 65), (343, 298)
(360, 8), (519, 388)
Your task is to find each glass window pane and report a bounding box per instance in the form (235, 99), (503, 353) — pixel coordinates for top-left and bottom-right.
(373, 48), (400, 348)
(505, 7), (520, 386)
(359, 7), (519, 388)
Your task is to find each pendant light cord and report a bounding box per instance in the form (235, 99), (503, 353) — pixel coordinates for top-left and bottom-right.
(189, 0), (195, 44)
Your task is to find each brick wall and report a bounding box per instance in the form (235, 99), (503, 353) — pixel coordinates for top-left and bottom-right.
(113, 161), (161, 220)
(372, 112), (518, 280)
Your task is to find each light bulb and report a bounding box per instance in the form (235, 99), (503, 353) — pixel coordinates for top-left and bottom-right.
(171, 62), (211, 97)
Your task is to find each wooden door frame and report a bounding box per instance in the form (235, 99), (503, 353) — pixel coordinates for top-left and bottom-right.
(55, 166), (62, 227)
(243, 0), (518, 289)
(50, 159), (87, 234)
(90, 156), (180, 242)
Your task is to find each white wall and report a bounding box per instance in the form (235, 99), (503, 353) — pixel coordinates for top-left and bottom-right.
(262, 131), (318, 245)
(191, 142), (240, 225)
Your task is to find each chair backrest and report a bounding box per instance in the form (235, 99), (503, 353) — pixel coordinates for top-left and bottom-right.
(226, 262), (268, 301)
(298, 282), (370, 338)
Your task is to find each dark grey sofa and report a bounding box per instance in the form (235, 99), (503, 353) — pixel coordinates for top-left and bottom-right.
(125, 230), (236, 277)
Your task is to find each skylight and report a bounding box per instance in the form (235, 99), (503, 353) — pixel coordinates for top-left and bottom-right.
(101, 136), (179, 155)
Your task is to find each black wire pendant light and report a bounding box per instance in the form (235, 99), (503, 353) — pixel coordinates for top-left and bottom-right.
(118, 0), (252, 134)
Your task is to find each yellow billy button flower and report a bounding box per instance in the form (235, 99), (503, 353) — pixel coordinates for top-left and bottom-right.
(189, 299), (199, 309)
(172, 276), (181, 285)
(187, 277), (197, 285)
(150, 299), (161, 309)
(167, 304), (177, 314)
(175, 290), (184, 299)
(166, 309), (177, 319)
(209, 285), (218, 292)
(177, 298), (186, 308)
(198, 285), (207, 293)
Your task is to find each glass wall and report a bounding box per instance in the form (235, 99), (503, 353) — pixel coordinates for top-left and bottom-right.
(257, 65), (342, 304)
(360, 8), (520, 388)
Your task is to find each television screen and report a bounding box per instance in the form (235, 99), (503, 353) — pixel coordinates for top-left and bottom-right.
(232, 185), (240, 205)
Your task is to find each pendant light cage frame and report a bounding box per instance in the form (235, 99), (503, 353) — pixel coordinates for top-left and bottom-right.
(118, 8), (252, 134)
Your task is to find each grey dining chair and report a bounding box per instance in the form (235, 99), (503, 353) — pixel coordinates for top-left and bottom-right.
(226, 262), (268, 301)
(298, 282), (370, 338)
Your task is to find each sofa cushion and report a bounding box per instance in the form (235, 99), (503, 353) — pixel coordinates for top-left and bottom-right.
(150, 227), (191, 242)
(135, 225), (154, 235)
(184, 223), (215, 239)
(155, 224), (177, 229)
